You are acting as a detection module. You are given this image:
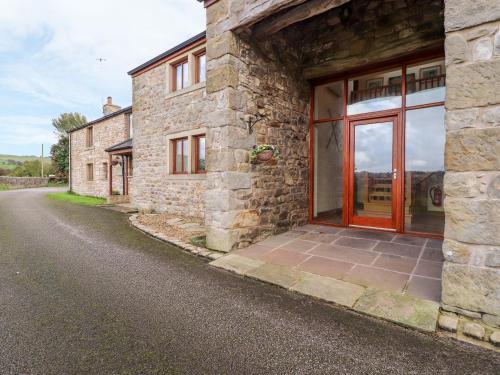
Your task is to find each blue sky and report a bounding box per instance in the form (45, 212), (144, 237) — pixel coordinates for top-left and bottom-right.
(0, 0), (205, 156)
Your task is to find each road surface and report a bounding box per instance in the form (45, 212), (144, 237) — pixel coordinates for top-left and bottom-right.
(0, 188), (498, 374)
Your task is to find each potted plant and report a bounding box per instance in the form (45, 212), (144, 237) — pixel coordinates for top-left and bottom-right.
(250, 144), (280, 163)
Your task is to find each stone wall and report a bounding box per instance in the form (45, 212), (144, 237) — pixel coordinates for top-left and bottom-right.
(70, 113), (129, 198)
(0, 176), (49, 188)
(442, 0), (500, 338)
(131, 53), (214, 218)
(205, 0), (445, 251)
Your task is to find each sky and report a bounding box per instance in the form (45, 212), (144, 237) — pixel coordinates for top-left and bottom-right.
(0, 0), (206, 156)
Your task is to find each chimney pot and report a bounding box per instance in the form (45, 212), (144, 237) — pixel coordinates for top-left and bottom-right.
(107, 96), (112, 104)
(103, 96), (121, 115)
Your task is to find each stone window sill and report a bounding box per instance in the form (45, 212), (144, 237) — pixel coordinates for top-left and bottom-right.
(166, 81), (206, 100)
(165, 174), (206, 181)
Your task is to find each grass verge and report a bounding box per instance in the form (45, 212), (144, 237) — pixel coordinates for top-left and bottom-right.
(0, 184), (10, 191)
(47, 191), (106, 206)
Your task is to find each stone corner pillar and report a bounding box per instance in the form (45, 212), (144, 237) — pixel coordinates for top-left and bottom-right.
(442, 0), (500, 324)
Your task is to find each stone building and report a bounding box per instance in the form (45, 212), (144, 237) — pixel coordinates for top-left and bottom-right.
(69, 97), (132, 199)
(69, 0), (499, 342)
(128, 32), (211, 219)
(197, 0), (499, 335)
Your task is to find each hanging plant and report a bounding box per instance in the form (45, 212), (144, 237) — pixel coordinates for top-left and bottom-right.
(250, 144), (280, 163)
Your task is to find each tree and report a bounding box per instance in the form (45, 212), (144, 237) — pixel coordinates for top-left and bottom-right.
(50, 112), (87, 180)
(52, 112), (87, 137)
(11, 159), (53, 177)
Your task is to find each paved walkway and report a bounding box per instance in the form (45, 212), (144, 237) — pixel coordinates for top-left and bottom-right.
(1, 188), (498, 373)
(235, 224), (443, 302)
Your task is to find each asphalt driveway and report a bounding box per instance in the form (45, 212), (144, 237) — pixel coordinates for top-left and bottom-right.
(0, 187), (498, 374)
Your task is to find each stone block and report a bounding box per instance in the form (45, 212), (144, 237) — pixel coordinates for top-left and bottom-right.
(445, 128), (500, 171)
(445, 0), (500, 31)
(444, 198), (500, 245)
(441, 303), (482, 319)
(483, 106), (500, 127)
(206, 149), (237, 172)
(472, 38), (493, 61)
(490, 331), (500, 346)
(353, 289), (440, 332)
(207, 31), (239, 60)
(485, 248), (500, 267)
(204, 190), (245, 211)
(210, 253), (264, 275)
(446, 108), (479, 131)
(445, 33), (467, 65)
(206, 227), (238, 252)
(483, 314), (500, 328)
(290, 273), (365, 308)
(446, 60), (500, 109)
(246, 263), (307, 289)
(462, 322), (486, 340)
(438, 314), (458, 332)
(221, 171), (252, 189)
(206, 0), (230, 26)
(442, 262), (500, 316)
(207, 64), (239, 93)
(495, 31), (500, 56)
(443, 172), (497, 198)
(442, 239), (471, 264)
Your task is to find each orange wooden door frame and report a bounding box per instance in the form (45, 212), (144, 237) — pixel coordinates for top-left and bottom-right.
(347, 114), (402, 230)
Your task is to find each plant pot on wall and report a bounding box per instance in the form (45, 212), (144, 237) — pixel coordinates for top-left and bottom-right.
(250, 144), (280, 164)
(256, 150), (274, 162)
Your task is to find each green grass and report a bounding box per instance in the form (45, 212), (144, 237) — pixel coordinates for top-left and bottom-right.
(0, 184), (10, 191)
(47, 192), (106, 206)
(47, 181), (68, 188)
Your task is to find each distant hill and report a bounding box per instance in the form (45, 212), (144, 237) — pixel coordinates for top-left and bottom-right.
(0, 154), (51, 171)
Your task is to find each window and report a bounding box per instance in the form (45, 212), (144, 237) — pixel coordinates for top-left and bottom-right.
(174, 60), (189, 91)
(173, 138), (188, 173)
(103, 162), (108, 180)
(196, 53), (206, 83)
(126, 113), (133, 139)
(86, 163), (94, 181)
(194, 135), (206, 173)
(86, 126), (94, 148)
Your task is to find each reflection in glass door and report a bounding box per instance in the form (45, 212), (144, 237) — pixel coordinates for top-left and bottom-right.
(349, 117), (398, 229)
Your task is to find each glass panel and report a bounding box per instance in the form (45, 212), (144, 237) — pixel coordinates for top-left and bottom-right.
(406, 58), (445, 107)
(198, 54), (206, 83)
(182, 62), (189, 88)
(348, 68), (402, 115)
(182, 138), (188, 172)
(198, 136), (206, 171)
(314, 81), (343, 120)
(175, 65), (182, 91)
(353, 122), (393, 218)
(405, 106), (445, 234)
(313, 120), (343, 224)
(175, 140), (183, 172)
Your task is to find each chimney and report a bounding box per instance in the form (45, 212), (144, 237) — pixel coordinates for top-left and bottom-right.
(103, 96), (121, 115)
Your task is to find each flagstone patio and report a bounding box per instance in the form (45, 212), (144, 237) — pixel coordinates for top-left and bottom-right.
(233, 224), (444, 302)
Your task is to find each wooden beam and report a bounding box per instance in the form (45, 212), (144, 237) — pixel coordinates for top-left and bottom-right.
(252, 0), (351, 37)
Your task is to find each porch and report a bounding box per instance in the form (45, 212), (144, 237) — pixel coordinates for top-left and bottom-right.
(105, 139), (133, 204)
(234, 225), (443, 302)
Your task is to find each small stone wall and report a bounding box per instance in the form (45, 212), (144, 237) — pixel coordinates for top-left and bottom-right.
(0, 176), (49, 188)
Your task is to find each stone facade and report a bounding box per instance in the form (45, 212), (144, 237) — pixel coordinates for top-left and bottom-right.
(69, 107), (131, 198)
(442, 0), (500, 332)
(205, 0), (445, 251)
(130, 40), (214, 219)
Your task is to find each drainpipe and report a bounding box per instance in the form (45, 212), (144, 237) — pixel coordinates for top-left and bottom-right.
(121, 155), (125, 195)
(68, 132), (72, 192)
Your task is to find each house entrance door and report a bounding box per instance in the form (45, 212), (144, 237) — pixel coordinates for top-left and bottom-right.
(348, 115), (400, 230)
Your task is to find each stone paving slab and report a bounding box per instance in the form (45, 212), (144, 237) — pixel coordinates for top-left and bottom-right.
(353, 288), (440, 332)
(246, 263), (307, 289)
(210, 254), (264, 275)
(290, 273), (365, 307)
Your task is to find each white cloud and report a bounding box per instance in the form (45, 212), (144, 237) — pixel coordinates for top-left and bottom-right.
(0, 115), (57, 145)
(0, 0), (205, 155)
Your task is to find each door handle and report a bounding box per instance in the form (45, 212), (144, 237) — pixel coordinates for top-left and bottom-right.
(393, 169), (397, 180)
